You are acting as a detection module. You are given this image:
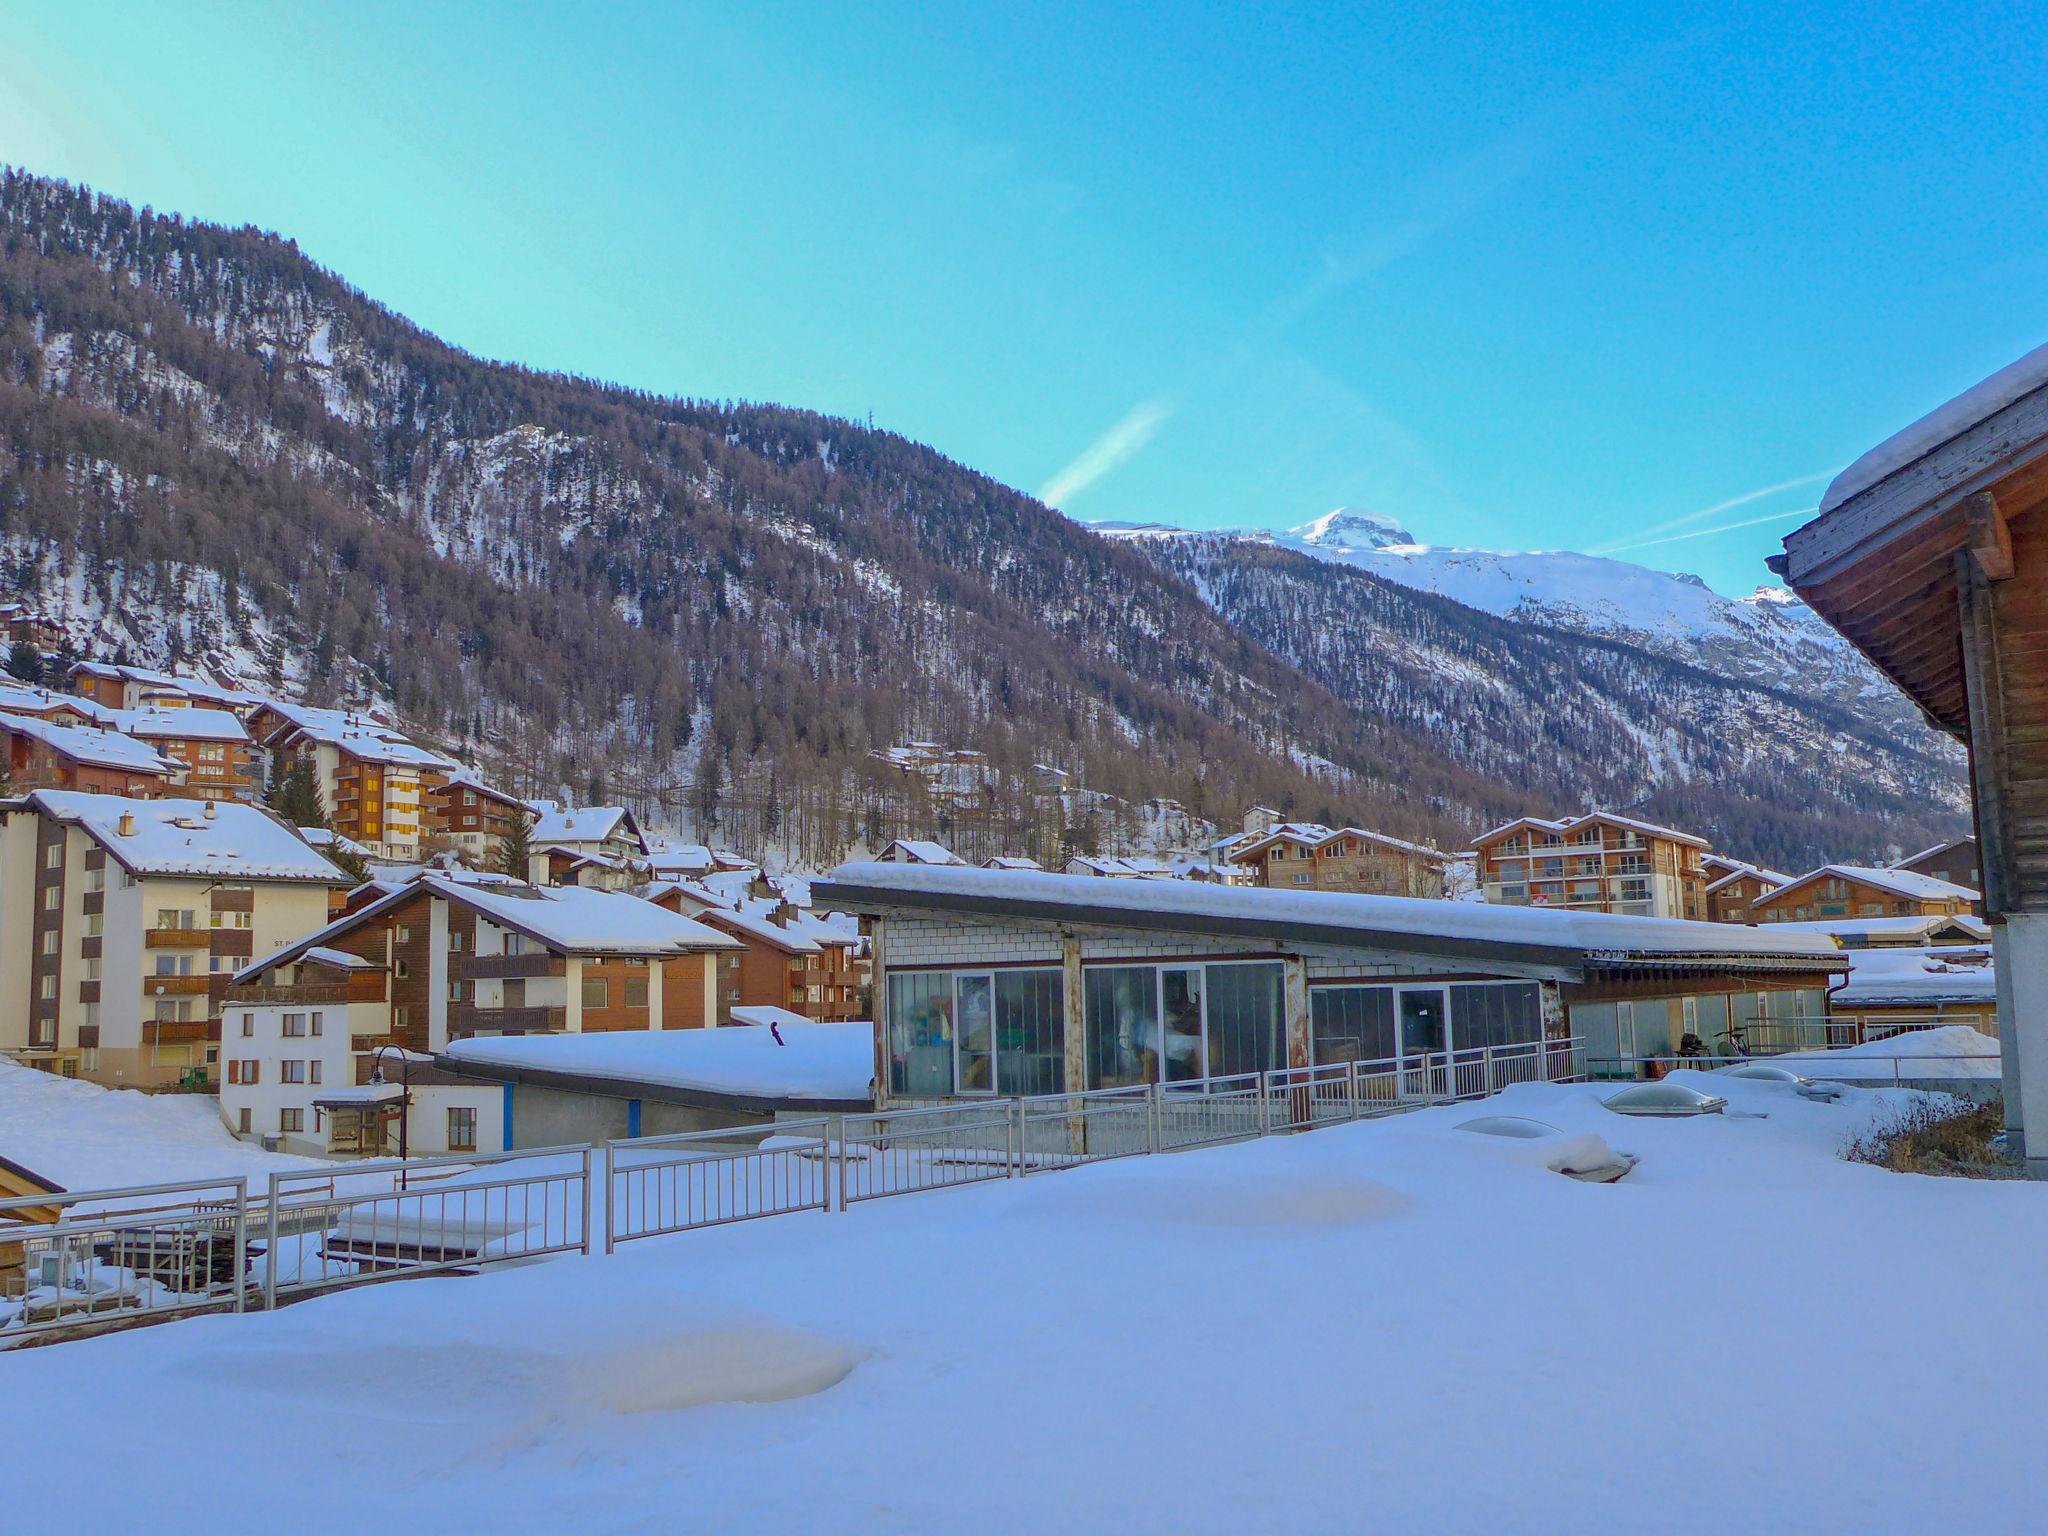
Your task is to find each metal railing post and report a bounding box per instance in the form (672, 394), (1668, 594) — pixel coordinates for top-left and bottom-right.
(1147, 1082), (1161, 1154)
(1482, 1044), (1495, 1098)
(833, 1116), (847, 1212)
(263, 1171), (280, 1311)
(1347, 1059), (1361, 1120)
(232, 1176), (248, 1313)
(1007, 1097), (1021, 1177)
(602, 1141), (617, 1255)
(580, 1145), (594, 1256)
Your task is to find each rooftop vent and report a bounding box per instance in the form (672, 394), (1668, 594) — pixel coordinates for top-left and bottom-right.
(116, 811), (136, 836)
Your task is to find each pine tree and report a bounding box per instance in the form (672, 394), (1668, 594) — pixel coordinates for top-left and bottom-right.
(265, 756), (328, 829)
(4, 641), (43, 684)
(495, 812), (535, 880)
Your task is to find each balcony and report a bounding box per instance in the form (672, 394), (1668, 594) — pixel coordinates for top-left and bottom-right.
(146, 1018), (211, 1044)
(226, 981), (351, 1005)
(146, 928), (211, 948)
(460, 951), (562, 981)
(210, 929), (254, 958)
(791, 966), (858, 987)
(453, 1004), (566, 1035)
(144, 974), (213, 996)
(213, 887), (255, 912)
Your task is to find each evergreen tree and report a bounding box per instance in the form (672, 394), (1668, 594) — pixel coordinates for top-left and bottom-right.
(495, 812), (535, 880)
(265, 756), (328, 829)
(4, 641), (43, 684)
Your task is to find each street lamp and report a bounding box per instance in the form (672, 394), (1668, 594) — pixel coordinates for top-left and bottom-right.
(368, 1044), (414, 1189)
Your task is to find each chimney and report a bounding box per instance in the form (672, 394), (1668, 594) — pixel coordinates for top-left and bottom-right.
(203, 800), (216, 819)
(117, 811), (136, 836)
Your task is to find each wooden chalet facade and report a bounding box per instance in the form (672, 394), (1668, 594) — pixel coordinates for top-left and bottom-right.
(1472, 813), (1709, 920)
(1777, 342), (2048, 1170)
(1748, 865), (1978, 925)
(1229, 824), (1448, 898)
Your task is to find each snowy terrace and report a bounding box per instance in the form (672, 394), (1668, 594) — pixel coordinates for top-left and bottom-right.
(8, 1071), (2047, 1534)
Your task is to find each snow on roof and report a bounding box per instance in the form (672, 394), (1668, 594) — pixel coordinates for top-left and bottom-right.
(881, 838), (964, 865)
(817, 863), (1845, 967)
(0, 715), (176, 774)
(299, 826), (372, 857)
(1763, 864), (1980, 907)
(1471, 811), (1709, 850)
(1892, 838), (1973, 870)
(1703, 862), (1793, 895)
(0, 1056), (328, 1193)
(1232, 823), (1446, 863)
(108, 706), (252, 744)
(982, 855), (1042, 870)
(1759, 914), (1991, 943)
(26, 792), (348, 882)
(260, 702), (459, 769)
(444, 1020), (874, 1103)
(647, 843), (715, 874)
(700, 906), (823, 954)
(1833, 947), (1996, 1006)
(432, 878), (739, 954)
(1777, 1023), (2000, 1080)
(303, 945), (381, 971)
(530, 804), (636, 846)
(1821, 341), (2048, 514)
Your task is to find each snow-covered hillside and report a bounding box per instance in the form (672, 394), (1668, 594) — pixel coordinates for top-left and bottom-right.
(1099, 508), (1881, 710)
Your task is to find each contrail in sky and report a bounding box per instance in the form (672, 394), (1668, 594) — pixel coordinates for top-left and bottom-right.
(1038, 399), (1175, 509)
(1599, 506), (1817, 556)
(1588, 469), (1836, 553)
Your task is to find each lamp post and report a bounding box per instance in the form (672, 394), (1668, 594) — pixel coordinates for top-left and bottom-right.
(368, 1044), (414, 1189)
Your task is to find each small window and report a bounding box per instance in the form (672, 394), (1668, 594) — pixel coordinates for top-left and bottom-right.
(241, 1013), (254, 1038)
(309, 1011), (324, 1036)
(44, 843), (60, 869)
(282, 1013), (307, 1037)
(309, 1060), (322, 1084)
(447, 1107), (478, 1153)
(40, 929), (57, 956)
(280, 1108), (304, 1133)
(42, 886), (58, 911)
(582, 978), (610, 1010)
(237, 1107), (252, 1134)
(624, 976), (649, 1008)
(281, 1060), (306, 1084)
(448, 981), (465, 1003)
(395, 959), (410, 980)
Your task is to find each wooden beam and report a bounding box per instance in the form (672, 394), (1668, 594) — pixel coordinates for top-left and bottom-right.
(1958, 551), (2019, 917)
(1967, 491), (2016, 581)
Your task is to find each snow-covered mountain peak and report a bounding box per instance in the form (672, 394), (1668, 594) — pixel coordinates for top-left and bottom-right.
(1289, 507), (1418, 550)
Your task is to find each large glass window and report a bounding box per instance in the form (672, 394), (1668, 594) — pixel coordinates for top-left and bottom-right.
(1310, 986), (1396, 1065)
(1085, 966), (1158, 1088)
(888, 972), (954, 1097)
(1204, 963), (1285, 1079)
(1160, 968), (1205, 1082)
(994, 970), (1064, 1097)
(1449, 982), (1543, 1050)
(956, 975), (995, 1092)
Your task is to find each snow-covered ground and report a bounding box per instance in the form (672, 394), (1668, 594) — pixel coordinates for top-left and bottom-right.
(0, 1057), (327, 1190)
(8, 1074), (2045, 1533)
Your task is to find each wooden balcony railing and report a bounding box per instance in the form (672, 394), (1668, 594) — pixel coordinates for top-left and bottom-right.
(452, 1004), (566, 1035)
(144, 974), (213, 996)
(146, 928), (211, 948)
(460, 951), (563, 981)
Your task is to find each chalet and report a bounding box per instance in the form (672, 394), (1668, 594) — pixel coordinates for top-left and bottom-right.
(67, 661), (199, 711)
(1230, 823), (1448, 898)
(1472, 813), (1709, 920)
(646, 843), (717, 880)
(1774, 341), (2048, 1167)
(688, 903), (864, 1024)
(1893, 837), (1982, 909)
(0, 792), (351, 1088)
(1063, 854), (1174, 879)
(423, 771), (533, 870)
(1762, 913), (1990, 949)
(877, 838), (965, 866)
(525, 803), (648, 885)
(112, 708), (258, 802)
(1704, 859), (1791, 923)
(810, 863), (1843, 1104)
(1749, 865), (1978, 924)
(982, 855), (1043, 871)
(255, 704), (463, 862)
(0, 601), (62, 651)
(0, 716), (180, 798)
(219, 875), (741, 1154)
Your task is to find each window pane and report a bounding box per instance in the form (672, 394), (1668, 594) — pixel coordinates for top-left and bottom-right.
(1161, 968), (1204, 1082)
(887, 972), (954, 1096)
(1310, 986), (1395, 1065)
(994, 970), (1063, 1096)
(956, 975), (994, 1093)
(1204, 963), (1284, 1079)
(1085, 966), (1158, 1088)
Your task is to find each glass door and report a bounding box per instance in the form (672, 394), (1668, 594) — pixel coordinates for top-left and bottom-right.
(1397, 986), (1448, 1098)
(955, 974), (995, 1094)
(1159, 967), (1205, 1083)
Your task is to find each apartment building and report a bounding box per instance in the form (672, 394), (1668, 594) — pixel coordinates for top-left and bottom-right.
(526, 803), (649, 885)
(113, 708), (258, 802)
(1472, 812), (1709, 920)
(253, 703), (463, 861)
(424, 771), (534, 870)
(1, 715), (180, 798)
(678, 899), (866, 1024)
(1748, 865), (1980, 924)
(0, 792), (351, 1088)
(1702, 856), (1791, 923)
(1229, 823), (1449, 898)
(1893, 837), (1982, 909)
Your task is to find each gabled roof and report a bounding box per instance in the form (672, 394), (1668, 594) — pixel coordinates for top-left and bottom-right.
(1757, 864), (1981, 908)
(981, 855), (1042, 870)
(1835, 946), (1996, 1006)
(1230, 823), (1446, 865)
(1758, 914), (1991, 944)
(260, 702), (460, 770)
(528, 803), (645, 851)
(1472, 811), (1709, 851)
(0, 715), (178, 775)
(109, 706), (252, 745)
(699, 906), (823, 954)
(1704, 861), (1793, 896)
(20, 791), (348, 882)
(1892, 837), (1975, 870)
(433, 770), (528, 809)
(235, 874), (741, 984)
(880, 838), (964, 865)
(815, 863), (1844, 977)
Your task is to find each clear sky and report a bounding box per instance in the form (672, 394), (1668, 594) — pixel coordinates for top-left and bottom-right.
(6, 1), (2047, 595)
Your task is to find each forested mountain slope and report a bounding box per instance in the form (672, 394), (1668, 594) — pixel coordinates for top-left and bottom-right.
(0, 169), (1966, 867)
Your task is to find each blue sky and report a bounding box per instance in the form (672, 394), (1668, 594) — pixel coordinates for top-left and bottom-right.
(6, 1), (2047, 595)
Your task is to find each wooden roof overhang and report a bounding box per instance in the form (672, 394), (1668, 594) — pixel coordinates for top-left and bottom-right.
(1778, 377), (2048, 733)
